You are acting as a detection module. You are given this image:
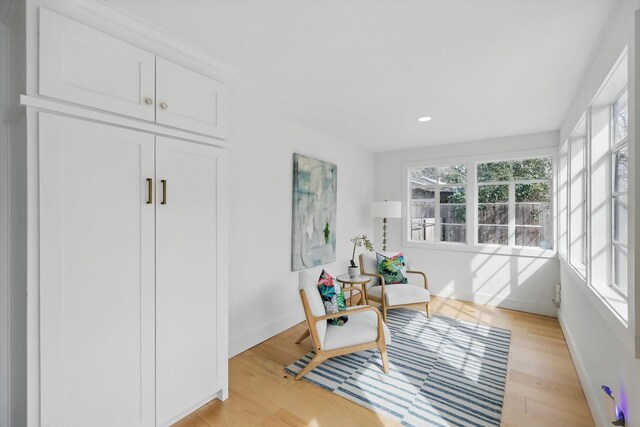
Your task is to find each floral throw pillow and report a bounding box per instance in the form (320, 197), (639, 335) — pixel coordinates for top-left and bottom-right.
(317, 270), (348, 325)
(377, 252), (409, 284)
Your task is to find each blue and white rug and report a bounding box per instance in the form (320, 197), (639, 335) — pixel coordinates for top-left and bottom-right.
(285, 308), (512, 427)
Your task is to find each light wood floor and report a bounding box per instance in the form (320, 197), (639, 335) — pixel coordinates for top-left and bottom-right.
(175, 297), (594, 427)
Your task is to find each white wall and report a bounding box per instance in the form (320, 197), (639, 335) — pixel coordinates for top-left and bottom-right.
(0, 10), (9, 427)
(557, 2), (640, 426)
(1, 1), (27, 426)
(373, 131), (560, 317)
(227, 97), (374, 356)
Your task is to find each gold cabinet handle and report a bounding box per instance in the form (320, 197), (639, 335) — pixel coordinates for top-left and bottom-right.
(161, 179), (167, 205)
(146, 178), (153, 204)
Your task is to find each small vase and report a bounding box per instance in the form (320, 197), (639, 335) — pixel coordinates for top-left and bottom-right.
(348, 266), (359, 278)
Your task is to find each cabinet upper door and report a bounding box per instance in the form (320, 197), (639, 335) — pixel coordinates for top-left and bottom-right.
(156, 57), (228, 139)
(155, 136), (220, 426)
(39, 8), (156, 121)
(39, 113), (156, 427)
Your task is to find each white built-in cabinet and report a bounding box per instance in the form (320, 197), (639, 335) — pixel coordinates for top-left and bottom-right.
(39, 114), (225, 427)
(155, 136), (222, 426)
(39, 8), (228, 138)
(39, 114), (157, 427)
(20, 4), (230, 427)
(155, 58), (226, 137)
(39, 8), (157, 122)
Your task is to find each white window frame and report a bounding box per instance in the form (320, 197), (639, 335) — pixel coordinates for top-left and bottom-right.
(558, 141), (569, 260)
(408, 164), (468, 244)
(569, 48), (630, 330)
(566, 115), (589, 278)
(402, 148), (557, 258)
(610, 87), (628, 297)
(476, 176), (552, 249)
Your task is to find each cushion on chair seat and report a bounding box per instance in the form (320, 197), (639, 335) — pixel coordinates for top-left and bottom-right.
(367, 284), (431, 306)
(322, 306), (391, 351)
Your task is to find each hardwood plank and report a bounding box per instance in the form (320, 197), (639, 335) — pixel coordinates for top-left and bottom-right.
(509, 370), (586, 403)
(261, 409), (308, 427)
(501, 407), (563, 427)
(503, 391), (527, 412)
(525, 398), (594, 427)
(171, 297), (593, 427)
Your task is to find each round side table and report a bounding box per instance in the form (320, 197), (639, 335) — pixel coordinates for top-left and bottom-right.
(336, 274), (371, 306)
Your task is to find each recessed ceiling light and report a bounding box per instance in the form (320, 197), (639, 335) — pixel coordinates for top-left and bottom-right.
(417, 116), (432, 122)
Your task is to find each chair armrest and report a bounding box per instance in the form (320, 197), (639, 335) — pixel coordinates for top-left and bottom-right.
(314, 305), (379, 321)
(360, 272), (386, 289)
(406, 270), (428, 290)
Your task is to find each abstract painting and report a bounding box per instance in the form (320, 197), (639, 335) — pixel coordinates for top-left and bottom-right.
(291, 153), (337, 270)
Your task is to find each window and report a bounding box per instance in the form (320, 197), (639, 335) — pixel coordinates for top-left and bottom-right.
(568, 116), (588, 273)
(584, 48), (628, 319)
(558, 142), (568, 258)
(611, 89), (628, 296)
(409, 165), (467, 243)
(477, 158), (552, 248)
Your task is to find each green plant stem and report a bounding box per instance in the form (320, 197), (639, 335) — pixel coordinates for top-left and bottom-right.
(351, 241), (357, 266)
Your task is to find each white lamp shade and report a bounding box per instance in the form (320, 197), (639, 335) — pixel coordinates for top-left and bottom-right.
(372, 201), (401, 218)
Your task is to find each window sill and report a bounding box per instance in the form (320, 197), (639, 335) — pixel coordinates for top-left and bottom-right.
(403, 240), (558, 259)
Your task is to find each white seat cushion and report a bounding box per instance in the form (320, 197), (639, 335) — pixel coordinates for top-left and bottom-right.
(367, 284), (431, 306)
(322, 306), (391, 351)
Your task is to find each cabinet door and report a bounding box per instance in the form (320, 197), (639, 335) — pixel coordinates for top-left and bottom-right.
(39, 8), (156, 121)
(155, 136), (220, 426)
(39, 113), (156, 427)
(155, 57), (228, 138)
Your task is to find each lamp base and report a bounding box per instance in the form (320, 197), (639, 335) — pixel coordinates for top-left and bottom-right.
(382, 217), (388, 251)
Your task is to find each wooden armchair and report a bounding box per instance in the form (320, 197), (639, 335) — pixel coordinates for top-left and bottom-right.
(293, 270), (390, 380)
(359, 252), (431, 322)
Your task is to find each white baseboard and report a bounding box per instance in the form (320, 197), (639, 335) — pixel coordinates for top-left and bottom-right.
(158, 388), (222, 427)
(229, 309), (304, 358)
(557, 310), (607, 426)
(432, 288), (558, 317)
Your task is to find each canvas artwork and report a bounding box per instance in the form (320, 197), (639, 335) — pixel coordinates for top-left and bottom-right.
(291, 153), (337, 270)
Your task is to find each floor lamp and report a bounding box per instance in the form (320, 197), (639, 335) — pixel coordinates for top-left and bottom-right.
(372, 201), (401, 251)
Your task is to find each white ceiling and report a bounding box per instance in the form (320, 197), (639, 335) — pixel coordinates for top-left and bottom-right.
(109, 0), (617, 152)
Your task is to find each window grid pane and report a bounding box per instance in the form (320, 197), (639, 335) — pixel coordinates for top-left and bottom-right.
(477, 158), (552, 182)
(478, 204), (508, 225)
(478, 184), (508, 203)
(441, 224), (466, 243)
(612, 243), (628, 295)
(612, 194), (627, 245)
(478, 225), (508, 245)
(515, 226), (552, 249)
(612, 90), (628, 145)
(515, 203), (551, 226)
(613, 145), (628, 193)
(409, 164), (467, 243)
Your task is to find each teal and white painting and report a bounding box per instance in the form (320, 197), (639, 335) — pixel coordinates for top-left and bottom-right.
(292, 153), (337, 270)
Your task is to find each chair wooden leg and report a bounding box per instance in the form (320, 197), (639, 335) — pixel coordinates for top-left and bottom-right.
(295, 355), (324, 380)
(379, 345), (390, 374)
(425, 302), (431, 319)
(382, 303), (388, 323)
(295, 329), (310, 344)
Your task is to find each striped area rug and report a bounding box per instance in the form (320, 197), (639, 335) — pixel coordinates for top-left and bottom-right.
(284, 308), (511, 427)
